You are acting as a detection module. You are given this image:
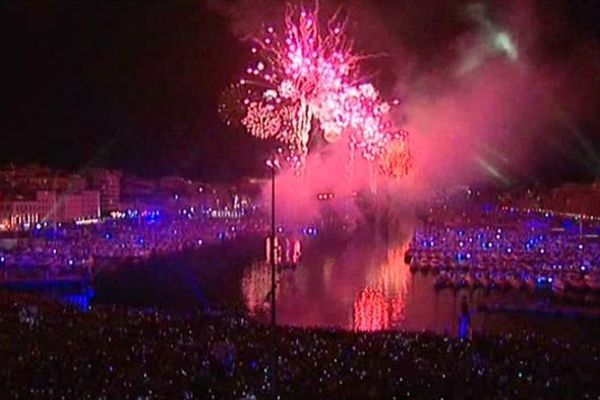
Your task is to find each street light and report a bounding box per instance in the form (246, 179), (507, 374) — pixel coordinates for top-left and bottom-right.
(265, 156), (280, 399)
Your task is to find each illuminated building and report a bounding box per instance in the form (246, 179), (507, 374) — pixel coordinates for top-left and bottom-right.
(86, 168), (121, 214)
(58, 191), (101, 222)
(0, 191), (100, 231)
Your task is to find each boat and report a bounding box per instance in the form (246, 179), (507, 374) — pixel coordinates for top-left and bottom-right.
(409, 260), (419, 273)
(566, 274), (587, 292)
(420, 258), (432, 274)
(429, 259), (441, 274)
(473, 271), (489, 288)
(551, 277), (566, 296)
(453, 273), (469, 289)
(521, 274), (536, 292)
(403, 251), (413, 264)
(584, 274), (600, 292)
(505, 272), (521, 291)
(464, 272), (475, 288)
(434, 272), (451, 290)
(489, 272), (507, 291)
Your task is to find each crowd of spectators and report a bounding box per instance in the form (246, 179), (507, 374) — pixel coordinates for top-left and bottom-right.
(1, 292), (598, 399)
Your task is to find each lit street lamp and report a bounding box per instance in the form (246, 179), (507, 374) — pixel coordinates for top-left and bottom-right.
(265, 156), (280, 399)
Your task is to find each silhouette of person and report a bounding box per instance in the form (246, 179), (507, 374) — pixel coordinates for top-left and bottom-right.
(458, 295), (471, 339)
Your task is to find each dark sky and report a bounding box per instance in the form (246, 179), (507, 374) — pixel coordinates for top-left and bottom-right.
(1, 0), (599, 183)
(1, 0), (271, 181)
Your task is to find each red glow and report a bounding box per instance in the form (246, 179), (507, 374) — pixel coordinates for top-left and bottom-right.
(353, 286), (390, 332)
(221, 3), (412, 174)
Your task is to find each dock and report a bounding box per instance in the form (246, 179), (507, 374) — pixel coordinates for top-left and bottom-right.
(479, 302), (600, 319)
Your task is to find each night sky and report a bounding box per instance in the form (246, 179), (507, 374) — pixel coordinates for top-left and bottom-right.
(1, 0), (599, 183)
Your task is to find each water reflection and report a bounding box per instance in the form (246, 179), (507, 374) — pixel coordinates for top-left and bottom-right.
(243, 233), (416, 331)
(243, 237), (304, 315)
(242, 233), (589, 336)
(60, 287), (94, 312)
(242, 261), (274, 315)
(353, 244), (410, 332)
(265, 236), (302, 266)
(353, 287), (391, 331)
(87, 234), (597, 337)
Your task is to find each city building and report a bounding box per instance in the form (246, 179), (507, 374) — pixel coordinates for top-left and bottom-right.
(0, 164), (86, 194)
(58, 191), (100, 222)
(158, 176), (195, 197)
(0, 197), (38, 230)
(0, 190), (100, 231)
(121, 176), (157, 198)
(86, 168), (121, 214)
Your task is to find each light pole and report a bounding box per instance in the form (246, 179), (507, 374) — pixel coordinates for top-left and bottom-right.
(265, 157), (280, 400)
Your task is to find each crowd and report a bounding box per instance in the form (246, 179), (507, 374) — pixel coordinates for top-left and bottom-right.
(0, 213), (270, 282)
(408, 208), (600, 297)
(0, 292), (598, 399)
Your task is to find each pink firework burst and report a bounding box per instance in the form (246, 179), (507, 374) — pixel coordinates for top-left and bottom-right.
(241, 102), (282, 139)
(229, 2), (412, 174)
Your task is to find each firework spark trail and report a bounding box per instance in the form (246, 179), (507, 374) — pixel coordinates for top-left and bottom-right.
(218, 82), (255, 127)
(220, 2), (412, 176)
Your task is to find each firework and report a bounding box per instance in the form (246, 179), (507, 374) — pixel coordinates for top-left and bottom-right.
(218, 82), (256, 128)
(226, 2), (412, 173)
(241, 101), (282, 139)
(378, 131), (413, 178)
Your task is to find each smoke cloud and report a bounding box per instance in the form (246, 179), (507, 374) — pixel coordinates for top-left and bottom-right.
(214, 0), (600, 225)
